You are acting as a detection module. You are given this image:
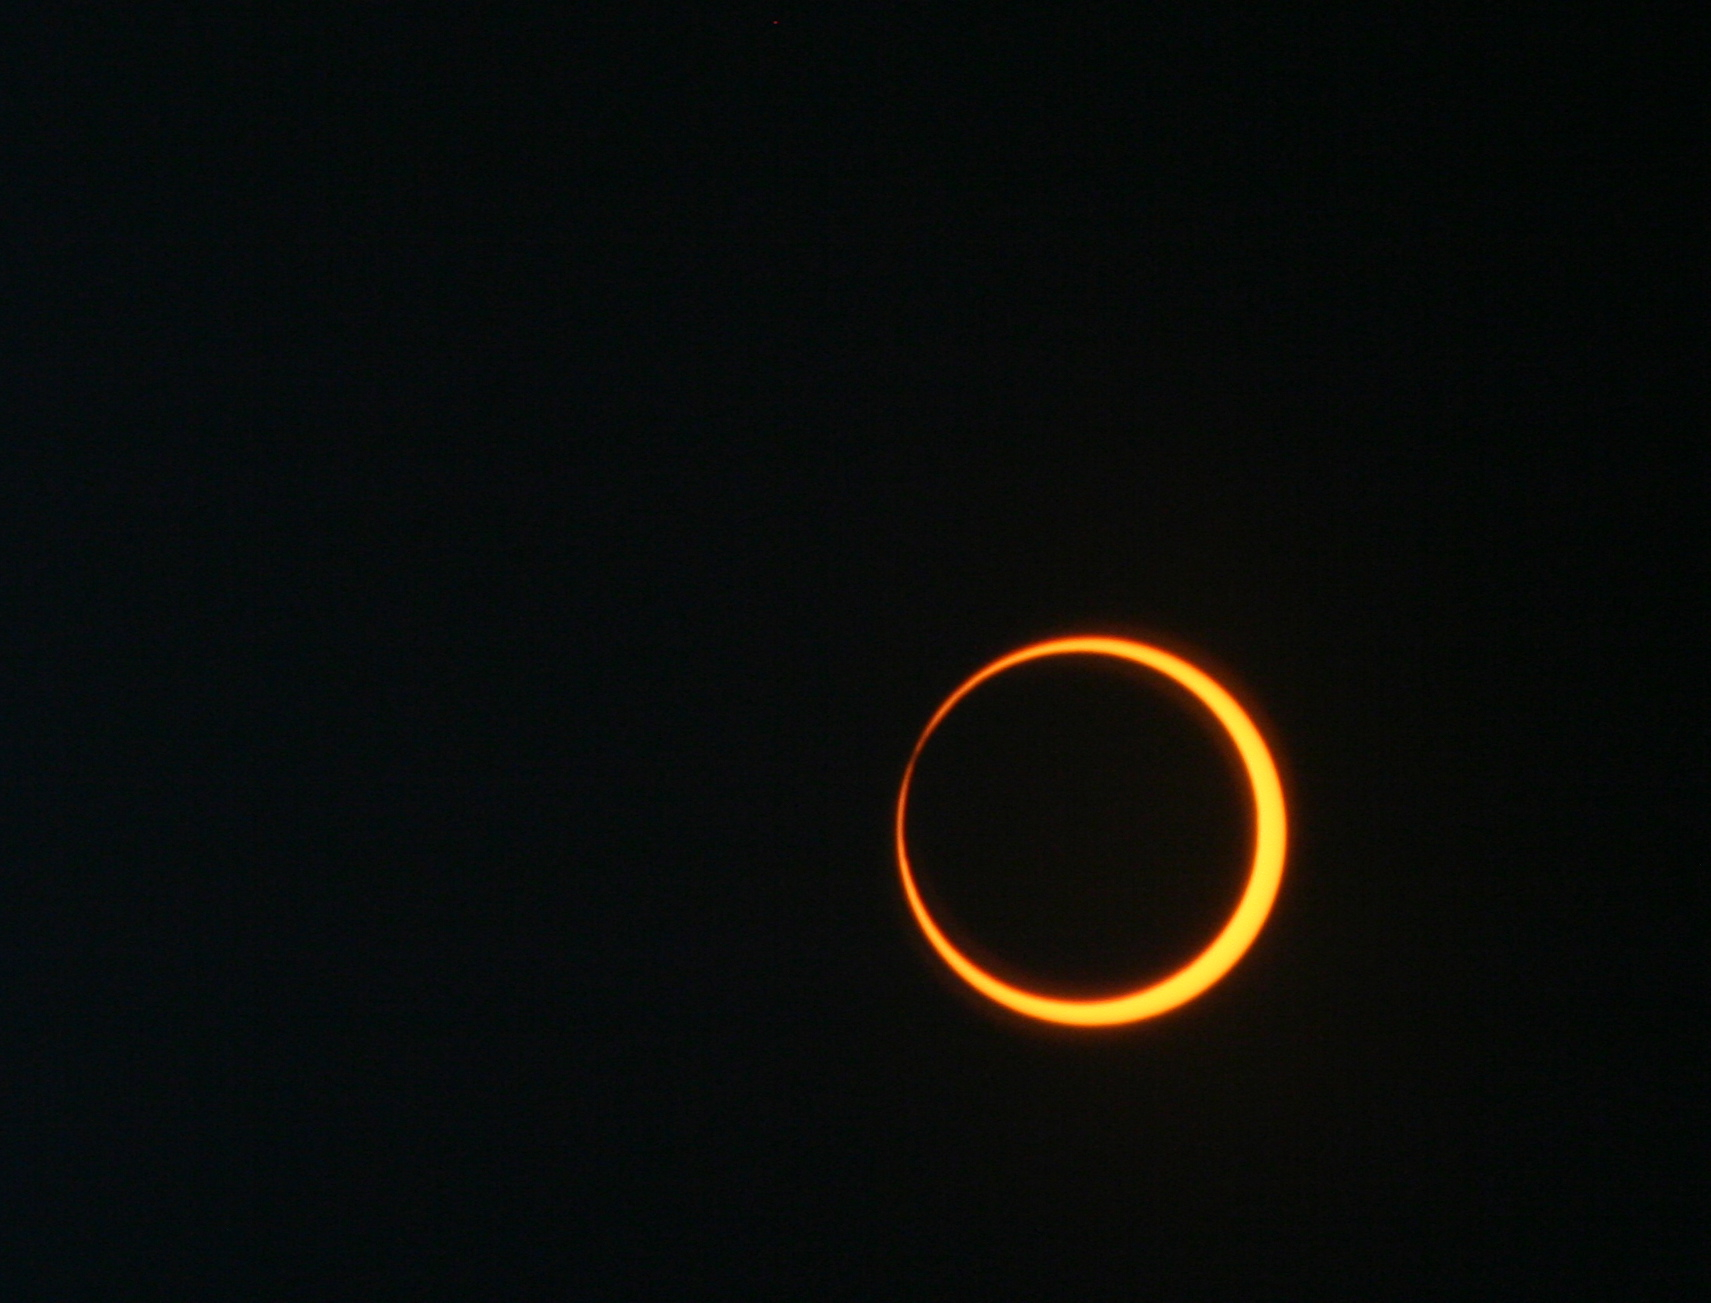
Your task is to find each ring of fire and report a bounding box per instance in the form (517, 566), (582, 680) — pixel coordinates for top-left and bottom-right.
(895, 636), (1287, 1026)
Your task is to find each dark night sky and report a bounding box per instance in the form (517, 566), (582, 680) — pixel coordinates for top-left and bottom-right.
(3, 6), (1706, 1297)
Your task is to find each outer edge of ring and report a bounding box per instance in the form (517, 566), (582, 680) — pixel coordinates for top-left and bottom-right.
(895, 636), (1288, 1027)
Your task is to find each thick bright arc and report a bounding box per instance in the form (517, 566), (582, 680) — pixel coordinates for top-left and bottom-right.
(895, 636), (1287, 1026)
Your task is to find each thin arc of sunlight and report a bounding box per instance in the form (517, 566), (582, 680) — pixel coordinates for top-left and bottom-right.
(894, 636), (1288, 1027)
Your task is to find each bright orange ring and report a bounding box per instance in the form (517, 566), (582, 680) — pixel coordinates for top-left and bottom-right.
(895, 636), (1287, 1026)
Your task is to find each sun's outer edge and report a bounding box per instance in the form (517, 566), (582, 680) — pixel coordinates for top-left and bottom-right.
(894, 635), (1287, 1027)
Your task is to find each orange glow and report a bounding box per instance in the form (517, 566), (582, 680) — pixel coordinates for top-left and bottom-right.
(895, 636), (1287, 1027)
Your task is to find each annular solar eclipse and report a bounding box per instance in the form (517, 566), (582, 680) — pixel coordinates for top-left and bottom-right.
(895, 636), (1287, 1026)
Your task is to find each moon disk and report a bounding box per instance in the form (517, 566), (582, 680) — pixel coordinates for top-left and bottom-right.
(895, 636), (1287, 1026)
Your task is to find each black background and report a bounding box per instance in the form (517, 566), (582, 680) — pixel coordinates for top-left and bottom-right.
(3, 5), (1706, 1297)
